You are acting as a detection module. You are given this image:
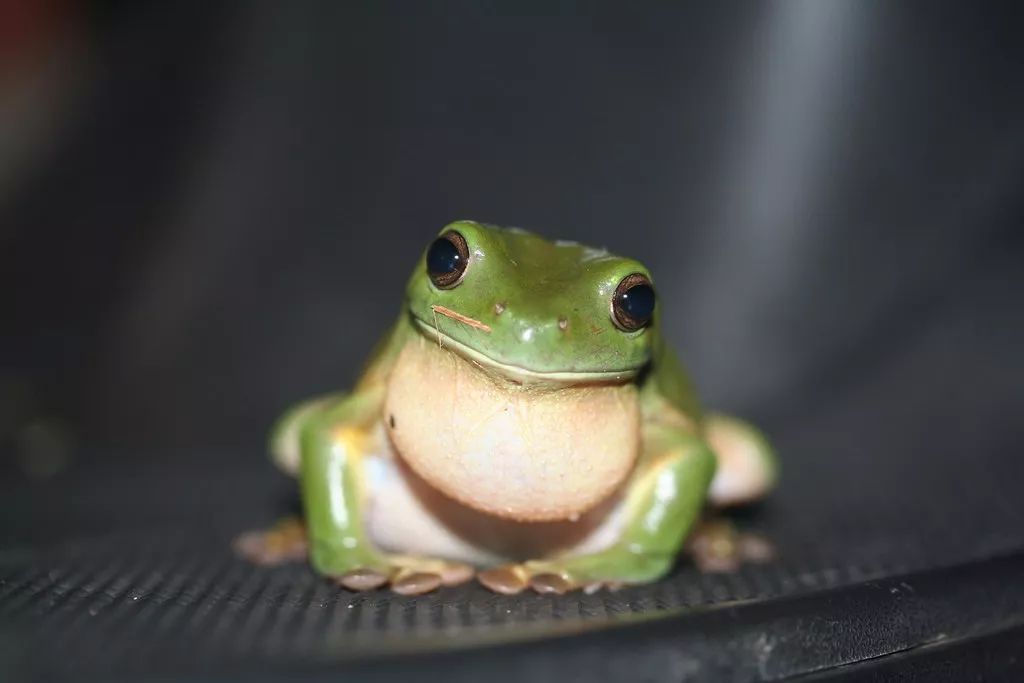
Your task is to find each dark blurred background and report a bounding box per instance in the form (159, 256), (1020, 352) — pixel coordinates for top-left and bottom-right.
(1, 1), (1022, 515)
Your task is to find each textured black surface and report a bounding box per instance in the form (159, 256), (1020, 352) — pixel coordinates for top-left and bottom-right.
(4, 519), (1024, 682)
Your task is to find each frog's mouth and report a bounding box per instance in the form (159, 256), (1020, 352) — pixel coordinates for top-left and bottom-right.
(409, 314), (639, 386)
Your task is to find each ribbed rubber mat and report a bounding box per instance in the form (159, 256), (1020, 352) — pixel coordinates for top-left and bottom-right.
(4, 436), (1024, 681)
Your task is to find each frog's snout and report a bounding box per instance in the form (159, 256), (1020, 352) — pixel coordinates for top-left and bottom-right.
(484, 300), (570, 343)
(491, 301), (568, 330)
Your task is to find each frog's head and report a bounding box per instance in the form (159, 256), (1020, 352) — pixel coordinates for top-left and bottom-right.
(404, 220), (658, 384)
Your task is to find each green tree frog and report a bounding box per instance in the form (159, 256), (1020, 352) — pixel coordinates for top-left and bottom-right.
(262, 221), (777, 595)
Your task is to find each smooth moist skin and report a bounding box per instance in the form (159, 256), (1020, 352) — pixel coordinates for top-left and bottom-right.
(267, 221), (778, 594)
(384, 335), (641, 522)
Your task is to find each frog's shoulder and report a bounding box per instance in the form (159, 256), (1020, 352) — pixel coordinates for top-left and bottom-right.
(642, 331), (704, 426)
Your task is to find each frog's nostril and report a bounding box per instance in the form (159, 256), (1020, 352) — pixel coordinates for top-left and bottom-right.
(494, 302), (506, 316)
(558, 317), (569, 332)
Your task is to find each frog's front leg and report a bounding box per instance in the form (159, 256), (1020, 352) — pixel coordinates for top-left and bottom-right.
(478, 422), (715, 594)
(299, 393), (474, 595)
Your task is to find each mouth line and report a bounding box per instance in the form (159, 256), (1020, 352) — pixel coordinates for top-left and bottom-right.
(410, 314), (639, 384)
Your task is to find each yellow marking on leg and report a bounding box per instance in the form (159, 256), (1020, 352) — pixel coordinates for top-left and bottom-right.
(330, 426), (370, 452)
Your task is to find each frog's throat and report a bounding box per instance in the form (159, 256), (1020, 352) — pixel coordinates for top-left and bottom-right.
(410, 315), (639, 385)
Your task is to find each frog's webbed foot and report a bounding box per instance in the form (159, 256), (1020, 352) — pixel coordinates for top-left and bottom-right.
(477, 565), (604, 595)
(234, 520), (473, 595)
(233, 517), (309, 566)
(684, 518), (776, 573)
(318, 547), (475, 596)
(477, 549), (672, 595)
(335, 558), (476, 596)
(477, 520), (778, 594)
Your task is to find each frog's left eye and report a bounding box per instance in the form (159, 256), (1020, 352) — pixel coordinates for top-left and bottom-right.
(611, 273), (655, 331)
(426, 231), (470, 289)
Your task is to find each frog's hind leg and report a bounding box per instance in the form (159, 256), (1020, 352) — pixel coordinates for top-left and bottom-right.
(235, 395), (345, 565)
(704, 414), (778, 507)
(680, 415), (777, 572)
(269, 394), (344, 476)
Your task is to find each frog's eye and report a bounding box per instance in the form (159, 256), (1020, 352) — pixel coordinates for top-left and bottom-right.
(611, 273), (656, 331)
(426, 231), (470, 289)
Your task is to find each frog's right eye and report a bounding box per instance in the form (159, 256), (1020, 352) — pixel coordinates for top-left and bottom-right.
(426, 231), (470, 289)
(611, 273), (655, 332)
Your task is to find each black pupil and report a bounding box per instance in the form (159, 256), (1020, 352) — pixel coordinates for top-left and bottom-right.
(619, 283), (655, 322)
(427, 237), (462, 277)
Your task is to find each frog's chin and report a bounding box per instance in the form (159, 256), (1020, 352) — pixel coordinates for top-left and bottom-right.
(410, 316), (639, 386)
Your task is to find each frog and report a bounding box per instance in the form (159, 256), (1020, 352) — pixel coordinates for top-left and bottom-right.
(253, 221), (777, 595)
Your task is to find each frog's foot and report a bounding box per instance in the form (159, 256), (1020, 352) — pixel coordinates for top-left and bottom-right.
(685, 518), (776, 573)
(478, 547), (672, 595)
(315, 543), (475, 596)
(705, 414), (779, 507)
(233, 517), (309, 566)
(234, 522), (473, 594)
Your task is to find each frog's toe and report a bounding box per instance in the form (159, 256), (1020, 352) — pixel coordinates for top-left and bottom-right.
(515, 548), (673, 593)
(528, 572), (572, 595)
(478, 565), (529, 594)
(233, 517), (308, 566)
(391, 570), (443, 595)
(736, 532), (775, 562)
(582, 580), (625, 594)
(332, 557), (474, 594)
(685, 518), (776, 573)
(686, 518), (742, 572)
(479, 560), (643, 595)
(383, 556), (475, 594)
(527, 572), (634, 595)
(438, 561), (475, 587)
(337, 567), (392, 591)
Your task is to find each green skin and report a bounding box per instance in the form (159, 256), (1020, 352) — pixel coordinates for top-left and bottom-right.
(273, 221), (776, 591)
